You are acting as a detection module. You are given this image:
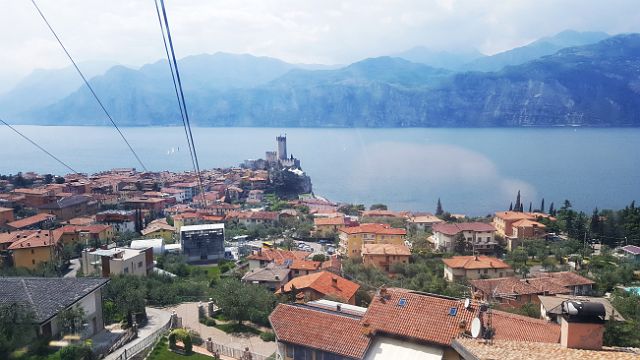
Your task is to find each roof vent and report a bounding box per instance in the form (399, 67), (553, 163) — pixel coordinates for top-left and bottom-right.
(449, 307), (458, 316)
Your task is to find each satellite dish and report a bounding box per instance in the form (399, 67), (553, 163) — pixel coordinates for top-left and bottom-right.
(471, 317), (482, 338)
(464, 298), (471, 309)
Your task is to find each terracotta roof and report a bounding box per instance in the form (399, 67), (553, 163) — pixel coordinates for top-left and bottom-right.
(8, 231), (58, 250)
(289, 259), (321, 271)
(246, 249), (309, 264)
(512, 219), (546, 228)
(525, 277), (573, 295)
(0, 207), (13, 213)
(532, 271), (595, 287)
(276, 271), (359, 302)
(442, 256), (511, 270)
(361, 288), (479, 346)
(7, 213), (56, 229)
(361, 243), (411, 256)
(0, 230), (37, 245)
(432, 222), (496, 236)
(409, 215), (444, 224)
(141, 222), (176, 235)
(12, 188), (52, 195)
(470, 277), (542, 297)
(39, 195), (93, 210)
(269, 304), (370, 359)
(490, 309), (561, 343)
(494, 211), (555, 221)
(361, 210), (404, 218)
(314, 217), (345, 226)
(452, 338), (639, 360)
(340, 223), (406, 236)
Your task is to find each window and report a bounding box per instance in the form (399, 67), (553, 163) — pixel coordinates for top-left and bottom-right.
(31, 249), (34, 254)
(32, 259), (36, 265)
(138, 261), (143, 268)
(124, 267), (129, 273)
(484, 269), (488, 274)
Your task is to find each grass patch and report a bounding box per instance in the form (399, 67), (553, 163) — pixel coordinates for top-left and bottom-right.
(148, 338), (212, 360)
(213, 312), (229, 321)
(215, 323), (262, 335)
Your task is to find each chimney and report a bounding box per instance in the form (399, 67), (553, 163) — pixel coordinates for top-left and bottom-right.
(336, 304), (342, 312)
(331, 276), (338, 286)
(560, 301), (605, 350)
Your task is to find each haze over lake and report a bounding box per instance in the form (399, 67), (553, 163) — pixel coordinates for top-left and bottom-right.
(1, 126), (638, 216)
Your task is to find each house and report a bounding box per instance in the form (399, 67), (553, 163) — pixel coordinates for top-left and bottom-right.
(442, 255), (513, 282)
(470, 276), (570, 307)
(52, 224), (114, 247)
(276, 271), (360, 305)
(130, 238), (165, 255)
(289, 259), (322, 278)
(270, 288), (563, 360)
(123, 197), (167, 213)
(431, 222), (497, 253)
(313, 216), (345, 237)
(0, 207), (14, 227)
(246, 248), (309, 270)
(8, 230), (61, 270)
(226, 211), (279, 226)
(160, 187), (188, 203)
(361, 243), (411, 273)
(170, 182), (200, 201)
(407, 214), (444, 231)
(0, 277), (109, 339)
(7, 213), (56, 230)
(339, 223), (406, 258)
(96, 210), (137, 233)
(180, 223), (225, 263)
(38, 195), (98, 221)
(81, 247), (154, 277)
(246, 189), (264, 204)
(538, 295), (625, 324)
(241, 265), (291, 291)
(141, 220), (176, 242)
(493, 211), (553, 244)
(12, 188), (55, 208)
(0, 230), (36, 251)
(530, 271), (595, 295)
(619, 245), (640, 263)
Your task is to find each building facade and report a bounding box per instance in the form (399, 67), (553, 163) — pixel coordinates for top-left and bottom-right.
(180, 223), (225, 263)
(339, 223), (406, 258)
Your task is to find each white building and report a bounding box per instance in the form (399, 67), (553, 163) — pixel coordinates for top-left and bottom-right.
(130, 238), (165, 255)
(81, 247), (153, 277)
(431, 222), (497, 253)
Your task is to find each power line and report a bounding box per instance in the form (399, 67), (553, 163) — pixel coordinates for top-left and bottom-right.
(152, 0), (197, 179)
(29, 0), (148, 172)
(156, 0), (207, 206)
(0, 117), (80, 175)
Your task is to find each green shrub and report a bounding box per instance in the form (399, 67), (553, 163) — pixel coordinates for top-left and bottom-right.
(199, 317), (216, 327)
(260, 331), (276, 342)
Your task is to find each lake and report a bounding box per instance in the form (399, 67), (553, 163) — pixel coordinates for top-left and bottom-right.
(1, 126), (639, 216)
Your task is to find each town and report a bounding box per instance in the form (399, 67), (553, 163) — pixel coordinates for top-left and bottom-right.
(1, 136), (639, 360)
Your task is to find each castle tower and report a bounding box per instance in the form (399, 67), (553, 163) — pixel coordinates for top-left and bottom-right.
(276, 135), (287, 161)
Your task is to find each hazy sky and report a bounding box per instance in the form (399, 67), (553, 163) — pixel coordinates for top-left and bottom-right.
(1, 0), (639, 92)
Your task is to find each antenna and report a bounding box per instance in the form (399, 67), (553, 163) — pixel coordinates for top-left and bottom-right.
(471, 317), (482, 338)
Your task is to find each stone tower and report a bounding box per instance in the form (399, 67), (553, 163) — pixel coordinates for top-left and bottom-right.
(276, 135), (287, 161)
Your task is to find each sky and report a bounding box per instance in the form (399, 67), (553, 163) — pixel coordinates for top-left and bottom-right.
(1, 0), (639, 92)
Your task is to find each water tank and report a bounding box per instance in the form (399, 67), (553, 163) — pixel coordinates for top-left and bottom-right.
(562, 301), (606, 320)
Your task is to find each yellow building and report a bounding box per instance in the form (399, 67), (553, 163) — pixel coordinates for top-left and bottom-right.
(53, 225), (114, 247)
(339, 223), (406, 258)
(8, 231), (60, 269)
(313, 216), (345, 237)
(141, 221), (176, 243)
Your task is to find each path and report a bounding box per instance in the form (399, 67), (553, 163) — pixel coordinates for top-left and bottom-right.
(165, 303), (276, 357)
(103, 307), (172, 360)
(64, 258), (81, 278)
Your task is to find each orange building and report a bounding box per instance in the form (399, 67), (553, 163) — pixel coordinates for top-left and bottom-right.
(361, 243), (411, 272)
(313, 216), (345, 237)
(493, 211), (552, 240)
(12, 188), (55, 208)
(8, 230), (60, 269)
(0, 207), (14, 227)
(276, 271), (360, 305)
(339, 223), (406, 258)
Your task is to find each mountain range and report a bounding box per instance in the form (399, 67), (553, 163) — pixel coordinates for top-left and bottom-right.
(4, 30), (640, 127)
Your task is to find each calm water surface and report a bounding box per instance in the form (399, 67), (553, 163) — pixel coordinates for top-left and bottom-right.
(1, 126), (638, 216)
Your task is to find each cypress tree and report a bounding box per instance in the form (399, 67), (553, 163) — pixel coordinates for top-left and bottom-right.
(436, 198), (443, 216)
(528, 202), (532, 213)
(514, 190), (521, 212)
(540, 198), (545, 213)
(509, 202), (513, 211)
(549, 202), (555, 216)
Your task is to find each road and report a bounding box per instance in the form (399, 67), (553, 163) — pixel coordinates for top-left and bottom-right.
(64, 258), (81, 278)
(103, 307), (172, 360)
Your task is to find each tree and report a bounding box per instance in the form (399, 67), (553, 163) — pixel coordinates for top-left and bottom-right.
(509, 202), (513, 211)
(0, 303), (36, 357)
(212, 278), (276, 325)
(514, 190), (521, 213)
(548, 202), (556, 216)
(44, 174), (54, 184)
(453, 232), (472, 255)
(370, 203), (388, 211)
(528, 202), (532, 213)
(312, 254), (326, 262)
(55, 176), (65, 184)
(102, 276), (147, 327)
(58, 306), (86, 335)
(540, 198), (545, 213)
(436, 198), (443, 216)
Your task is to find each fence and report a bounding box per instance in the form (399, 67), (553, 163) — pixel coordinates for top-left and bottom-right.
(110, 318), (171, 360)
(205, 340), (272, 360)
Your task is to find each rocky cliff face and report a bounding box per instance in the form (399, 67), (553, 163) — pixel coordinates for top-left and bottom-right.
(13, 34), (640, 127)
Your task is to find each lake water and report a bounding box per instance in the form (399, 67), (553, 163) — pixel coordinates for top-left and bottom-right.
(1, 126), (639, 216)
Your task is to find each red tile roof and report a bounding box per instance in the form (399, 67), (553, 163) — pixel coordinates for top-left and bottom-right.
(246, 248), (309, 264)
(289, 260), (321, 271)
(269, 304), (370, 359)
(276, 271), (360, 303)
(0, 230), (37, 246)
(7, 213), (56, 229)
(532, 271), (595, 287)
(491, 309), (561, 343)
(8, 231), (58, 250)
(471, 276), (570, 297)
(442, 256), (511, 270)
(340, 223), (406, 236)
(314, 217), (345, 226)
(432, 222), (496, 236)
(361, 243), (411, 256)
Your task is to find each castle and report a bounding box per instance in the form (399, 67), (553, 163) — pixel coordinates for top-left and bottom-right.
(247, 135), (301, 170)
